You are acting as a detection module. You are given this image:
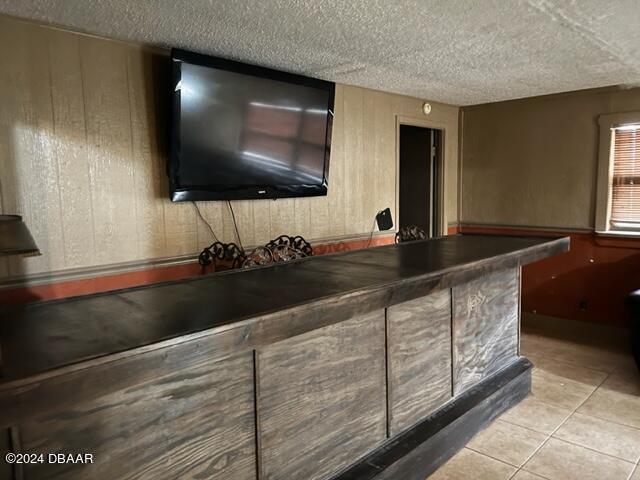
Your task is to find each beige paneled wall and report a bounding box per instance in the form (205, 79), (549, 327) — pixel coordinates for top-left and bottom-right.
(460, 86), (640, 229)
(0, 16), (459, 280)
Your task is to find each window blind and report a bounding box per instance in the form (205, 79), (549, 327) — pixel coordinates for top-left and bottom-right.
(610, 125), (640, 230)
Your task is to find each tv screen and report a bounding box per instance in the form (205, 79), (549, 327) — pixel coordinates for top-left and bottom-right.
(169, 49), (335, 201)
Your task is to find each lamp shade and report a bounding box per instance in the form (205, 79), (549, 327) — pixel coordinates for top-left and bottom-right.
(0, 215), (40, 257)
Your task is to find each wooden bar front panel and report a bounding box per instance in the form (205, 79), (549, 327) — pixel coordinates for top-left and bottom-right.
(452, 268), (520, 395)
(256, 310), (386, 480)
(387, 289), (452, 436)
(15, 351), (256, 480)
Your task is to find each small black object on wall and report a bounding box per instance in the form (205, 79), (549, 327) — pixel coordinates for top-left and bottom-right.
(376, 208), (393, 231)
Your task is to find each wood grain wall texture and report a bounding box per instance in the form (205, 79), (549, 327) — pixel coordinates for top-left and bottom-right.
(0, 15), (460, 281)
(256, 310), (386, 480)
(452, 268), (519, 395)
(387, 288), (452, 436)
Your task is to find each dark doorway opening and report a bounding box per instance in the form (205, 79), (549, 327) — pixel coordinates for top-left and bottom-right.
(399, 124), (442, 237)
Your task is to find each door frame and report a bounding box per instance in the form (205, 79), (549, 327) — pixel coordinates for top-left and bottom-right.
(395, 115), (447, 237)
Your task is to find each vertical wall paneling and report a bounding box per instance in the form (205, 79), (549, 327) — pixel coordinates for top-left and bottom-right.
(163, 200), (198, 257)
(232, 200), (255, 248)
(293, 196), (312, 239)
(26, 24), (67, 276)
(0, 16), (459, 283)
(0, 19), (22, 277)
(48, 29), (96, 269)
(269, 198), (295, 241)
(251, 200), (271, 246)
(81, 37), (138, 265)
(126, 45), (168, 259)
(195, 200), (223, 248)
(374, 90), (396, 226)
(325, 84), (346, 238)
(342, 85), (365, 236)
(362, 89), (377, 234)
(1, 21), (66, 277)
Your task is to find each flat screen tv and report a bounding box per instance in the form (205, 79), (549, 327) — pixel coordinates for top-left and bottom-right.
(169, 49), (335, 201)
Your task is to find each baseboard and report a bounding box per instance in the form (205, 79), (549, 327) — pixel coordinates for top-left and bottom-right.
(333, 357), (532, 480)
(459, 222), (592, 234)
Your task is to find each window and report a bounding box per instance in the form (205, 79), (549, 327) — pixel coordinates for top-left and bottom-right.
(595, 113), (640, 234)
(610, 125), (640, 231)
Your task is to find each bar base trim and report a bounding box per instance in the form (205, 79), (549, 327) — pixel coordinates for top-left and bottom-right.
(334, 356), (532, 480)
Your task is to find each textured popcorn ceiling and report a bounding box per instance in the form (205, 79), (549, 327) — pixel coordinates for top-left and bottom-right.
(1, 0), (640, 105)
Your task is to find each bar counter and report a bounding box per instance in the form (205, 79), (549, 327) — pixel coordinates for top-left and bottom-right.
(0, 234), (569, 480)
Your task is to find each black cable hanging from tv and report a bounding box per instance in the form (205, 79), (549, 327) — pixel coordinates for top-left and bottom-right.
(192, 201), (220, 243)
(227, 201), (243, 251)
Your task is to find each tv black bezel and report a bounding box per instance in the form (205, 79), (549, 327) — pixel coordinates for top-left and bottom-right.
(169, 48), (335, 202)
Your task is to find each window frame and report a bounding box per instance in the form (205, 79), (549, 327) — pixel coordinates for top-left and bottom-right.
(595, 111), (640, 236)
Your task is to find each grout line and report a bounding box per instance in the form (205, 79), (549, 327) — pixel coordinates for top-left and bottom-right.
(443, 339), (634, 479)
(464, 446), (523, 469)
(529, 369), (605, 397)
(515, 467), (553, 480)
(462, 447), (518, 470)
(509, 467), (553, 480)
(548, 435), (637, 465)
(527, 361), (603, 376)
(631, 451), (640, 480)
(520, 336), (626, 370)
(526, 393), (594, 413)
(567, 410), (640, 432)
(626, 456), (639, 480)
(504, 420), (562, 469)
(526, 358), (610, 380)
(573, 408), (640, 431)
(521, 348), (617, 375)
(497, 417), (553, 436)
(511, 369), (612, 473)
(505, 394), (574, 413)
(513, 339), (638, 479)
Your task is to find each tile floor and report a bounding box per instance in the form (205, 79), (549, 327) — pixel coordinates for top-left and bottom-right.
(429, 322), (640, 480)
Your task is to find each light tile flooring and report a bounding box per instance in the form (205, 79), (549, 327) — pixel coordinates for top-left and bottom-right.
(429, 324), (640, 480)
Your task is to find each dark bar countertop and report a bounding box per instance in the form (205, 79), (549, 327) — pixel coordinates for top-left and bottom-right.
(0, 234), (569, 384)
